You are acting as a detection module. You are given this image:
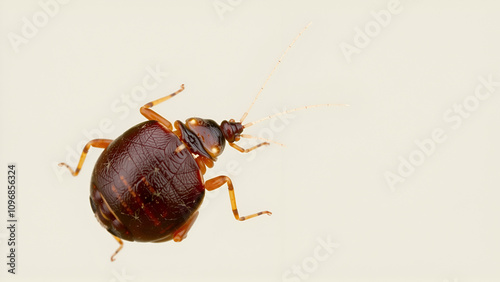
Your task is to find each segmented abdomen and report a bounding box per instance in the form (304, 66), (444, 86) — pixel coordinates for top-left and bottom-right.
(90, 120), (205, 242)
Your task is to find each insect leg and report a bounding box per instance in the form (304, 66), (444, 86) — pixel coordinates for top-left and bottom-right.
(140, 84), (185, 130)
(229, 142), (270, 153)
(205, 176), (272, 221)
(59, 139), (113, 176)
(110, 236), (123, 262)
(172, 211), (200, 242)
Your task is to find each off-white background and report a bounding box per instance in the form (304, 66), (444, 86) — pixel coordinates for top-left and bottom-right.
(1, 1), (500, 281)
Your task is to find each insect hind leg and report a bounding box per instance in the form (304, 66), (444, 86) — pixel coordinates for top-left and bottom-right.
(110, 236), (123, 261)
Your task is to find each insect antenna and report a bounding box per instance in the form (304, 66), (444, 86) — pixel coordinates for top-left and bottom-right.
(242, 103), (349, 129)
(239, 22), (312, 123)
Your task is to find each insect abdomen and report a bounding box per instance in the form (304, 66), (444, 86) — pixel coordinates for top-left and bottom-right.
(90, 120), (205, 242)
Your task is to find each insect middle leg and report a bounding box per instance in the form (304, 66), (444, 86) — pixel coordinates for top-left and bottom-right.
(205, 176), (272, 221)
(140, 84), (185, 130)
(59, 139), (113, 176)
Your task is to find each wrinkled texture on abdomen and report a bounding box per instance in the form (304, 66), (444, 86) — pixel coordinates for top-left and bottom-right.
(90, 120), (205, 242)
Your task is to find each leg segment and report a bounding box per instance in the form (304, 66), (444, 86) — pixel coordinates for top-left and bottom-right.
(173, 211), (199, 242)
(229, 142), (269, 153)
(110, 236), (123, 262)
(205, 176), (271, 221)
(140, 84), (185, 130)
(59, 139), (113, 176)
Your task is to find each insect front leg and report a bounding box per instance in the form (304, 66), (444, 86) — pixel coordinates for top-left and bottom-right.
(59, 139), (113, 176)
(205, 176), (271, 221)
(140, 84), (185, 130)
(228, 142), (269, 153)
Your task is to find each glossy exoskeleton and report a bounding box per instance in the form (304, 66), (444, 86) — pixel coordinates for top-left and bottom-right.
(59, 84), (274, 260)
(59, 23), (340, 261)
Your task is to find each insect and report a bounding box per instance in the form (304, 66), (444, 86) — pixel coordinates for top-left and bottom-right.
(59, 23), (346, 261)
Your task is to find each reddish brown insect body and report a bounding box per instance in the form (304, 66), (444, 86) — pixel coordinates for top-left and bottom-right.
(59, 90), (272, 260)
(88, 117), (246, 244)
(58, 23), (343, 261)
(89, 120), (205, 243)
